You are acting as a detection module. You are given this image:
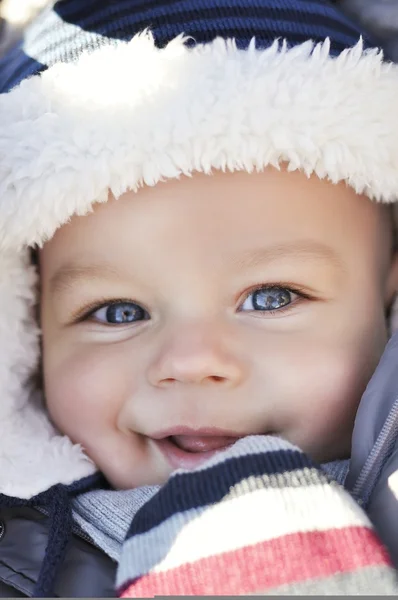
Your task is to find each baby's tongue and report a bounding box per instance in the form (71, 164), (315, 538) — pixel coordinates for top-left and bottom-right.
(171, 435), (239, 453)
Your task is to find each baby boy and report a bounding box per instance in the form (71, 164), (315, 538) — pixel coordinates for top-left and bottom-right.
(39, 167), (398, 489)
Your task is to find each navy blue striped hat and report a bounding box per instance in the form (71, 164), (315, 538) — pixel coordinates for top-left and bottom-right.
(0, 0), (374, 93)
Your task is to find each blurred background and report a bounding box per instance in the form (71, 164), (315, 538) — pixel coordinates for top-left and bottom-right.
(339, 0), (398, 61)
(0, 0), (398, 61)
(0, 0), (50, 57)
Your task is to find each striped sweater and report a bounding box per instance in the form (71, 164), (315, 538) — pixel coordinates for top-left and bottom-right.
(116, 436), (398, 596)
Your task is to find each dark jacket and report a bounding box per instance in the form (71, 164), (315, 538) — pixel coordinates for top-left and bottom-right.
(0, 507), (116, 597)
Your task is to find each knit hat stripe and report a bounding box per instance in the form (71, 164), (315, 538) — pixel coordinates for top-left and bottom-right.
(0, 0), (373, 94)
(58, 0), (337, 19)
(0, 47), (45, 93)
(54, 0), (365, 44)
(28, 15), (361, 57)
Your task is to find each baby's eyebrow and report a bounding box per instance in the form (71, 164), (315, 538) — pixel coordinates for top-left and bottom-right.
(49, 240), (342, 294)
(230, 241), (344, 271)
(49, 262), (125, 295)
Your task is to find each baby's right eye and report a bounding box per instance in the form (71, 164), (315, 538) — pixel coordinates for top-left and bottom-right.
(91, 302), (149, 325)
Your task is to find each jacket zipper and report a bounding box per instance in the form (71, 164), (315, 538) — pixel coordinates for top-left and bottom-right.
(350, 396), (398, 507)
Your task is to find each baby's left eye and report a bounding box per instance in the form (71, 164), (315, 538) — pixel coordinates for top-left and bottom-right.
(240, 286), (297, 312)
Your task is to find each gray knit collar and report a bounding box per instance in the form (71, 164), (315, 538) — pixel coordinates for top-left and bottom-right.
(72, 485), (160, 561)
(72, 460), (349, 561)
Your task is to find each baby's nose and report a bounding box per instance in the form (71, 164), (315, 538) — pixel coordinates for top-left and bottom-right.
(147, 326), (245, 388)
(154, 355), (241, 387)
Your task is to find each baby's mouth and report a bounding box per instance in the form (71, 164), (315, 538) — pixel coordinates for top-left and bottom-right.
(169, 434), (239, 453)
(153, 429), (241, 470)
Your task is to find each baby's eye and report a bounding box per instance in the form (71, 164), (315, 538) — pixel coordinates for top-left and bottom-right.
(91, 302), (148, 325)
(240, 286), (297, 312)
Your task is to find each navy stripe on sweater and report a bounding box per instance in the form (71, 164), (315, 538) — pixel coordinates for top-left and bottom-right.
(128, 449), (327, 536)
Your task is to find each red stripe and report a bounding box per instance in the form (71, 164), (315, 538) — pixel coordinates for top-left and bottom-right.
(119, 525), (392, 597)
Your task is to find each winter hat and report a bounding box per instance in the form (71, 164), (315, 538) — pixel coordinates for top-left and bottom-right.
(1, 0), (398, 500)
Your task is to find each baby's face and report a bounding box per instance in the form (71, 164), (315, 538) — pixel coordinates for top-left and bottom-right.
(40, 169), (397, 488)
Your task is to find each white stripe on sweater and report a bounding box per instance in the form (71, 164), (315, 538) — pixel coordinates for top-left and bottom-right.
(117, 475), (371, 584)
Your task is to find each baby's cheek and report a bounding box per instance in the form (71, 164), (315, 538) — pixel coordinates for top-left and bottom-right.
(44, 345), (127, 445)
(287, 343), (381, 460)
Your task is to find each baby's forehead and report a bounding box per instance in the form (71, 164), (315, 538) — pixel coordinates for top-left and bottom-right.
(37, 170), (395, 297)
(38, 169), (394, 243)
(43, 169), (393, 243)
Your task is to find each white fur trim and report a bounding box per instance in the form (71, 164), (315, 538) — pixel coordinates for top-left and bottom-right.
(0, 250), (95, 499)
(1, 33), (398, 497)
(1, 35), (398, 250)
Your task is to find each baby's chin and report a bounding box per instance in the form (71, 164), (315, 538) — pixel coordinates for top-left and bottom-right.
(101, 465), (172, 491)
(302, 440), (352, 465)
(253, 430), (352, 466)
